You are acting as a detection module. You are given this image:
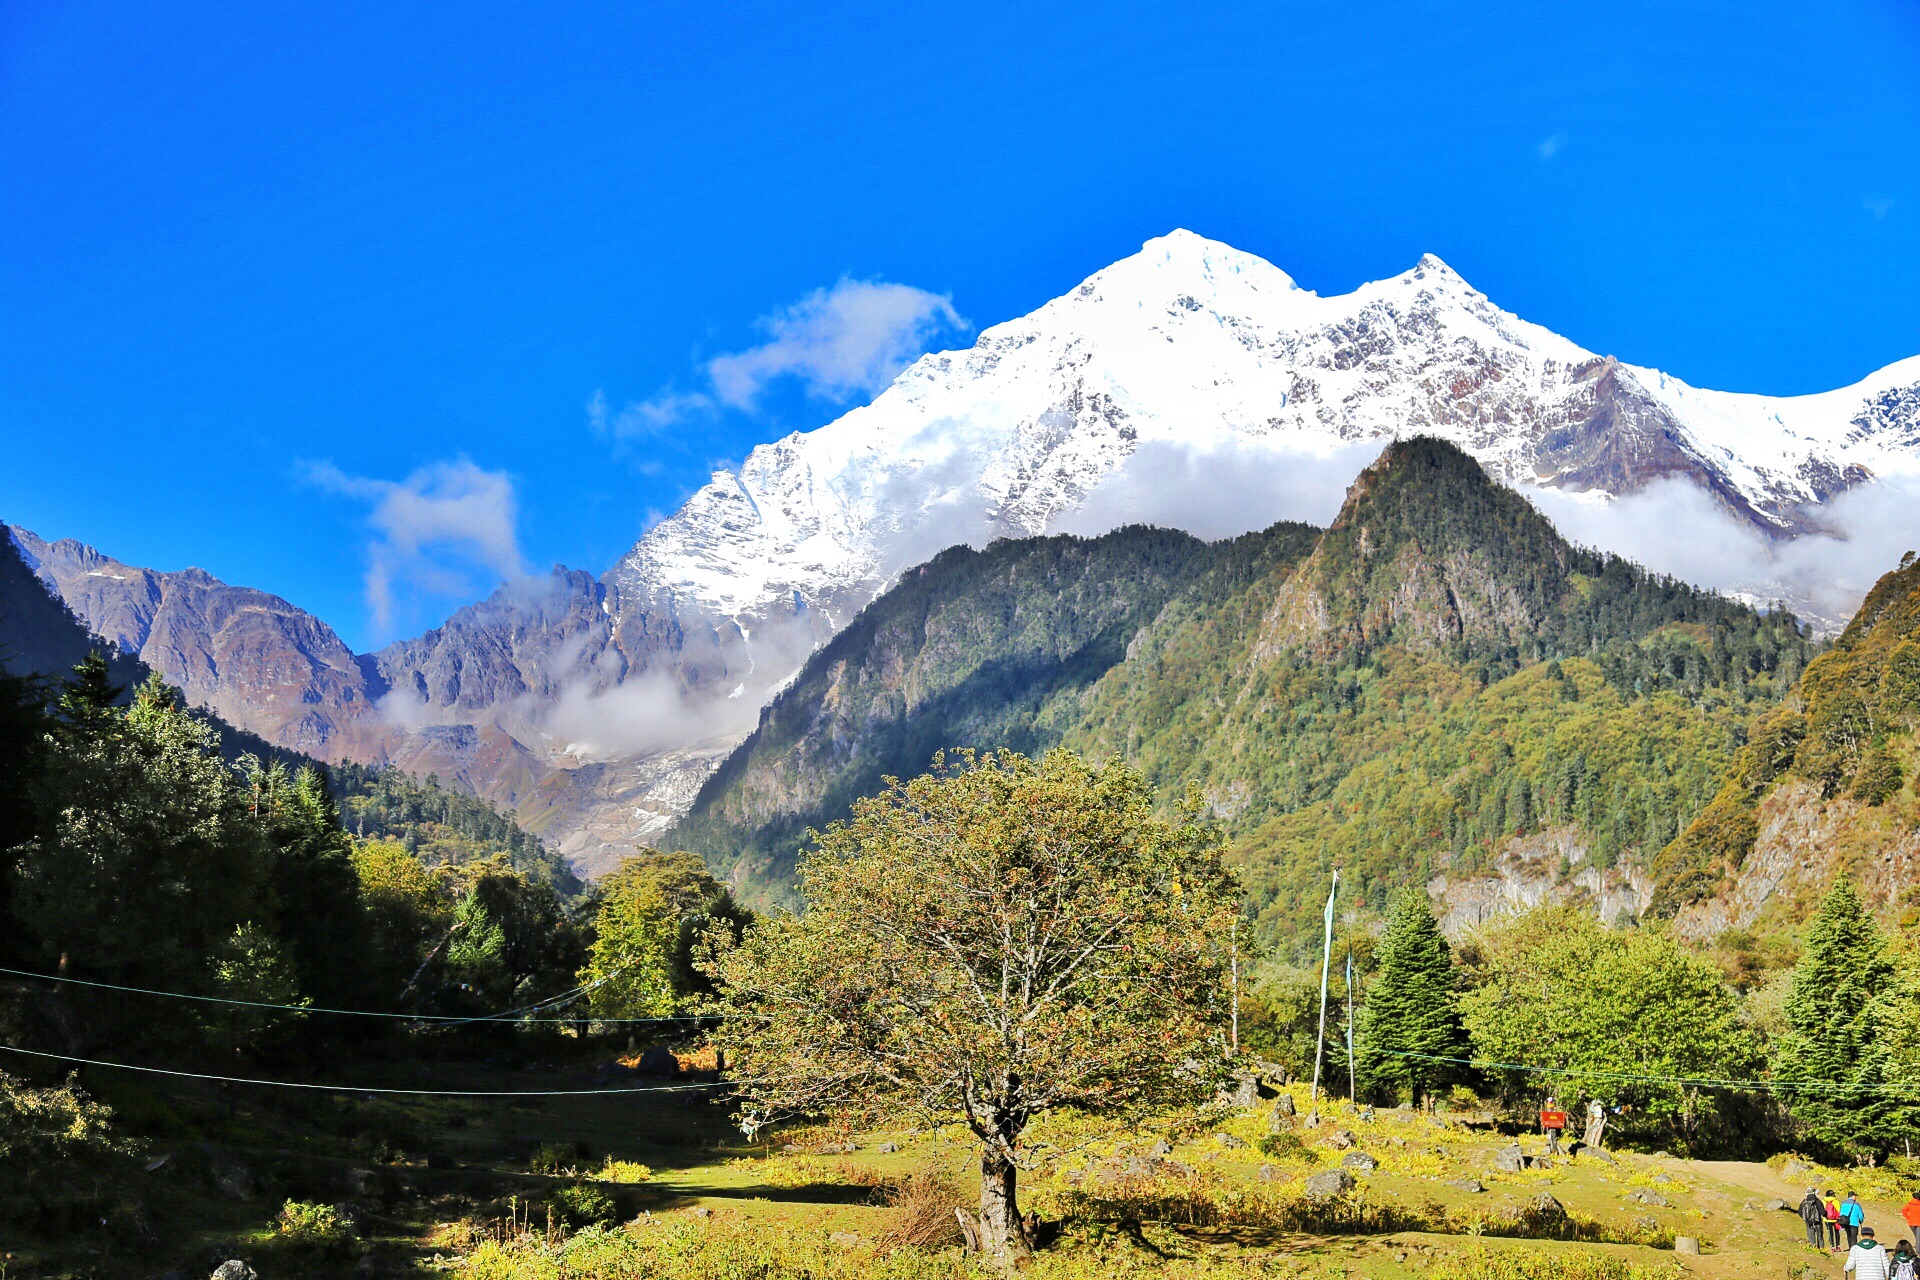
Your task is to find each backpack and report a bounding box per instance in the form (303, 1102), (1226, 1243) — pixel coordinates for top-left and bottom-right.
(1891, 1252), (1917, 1280)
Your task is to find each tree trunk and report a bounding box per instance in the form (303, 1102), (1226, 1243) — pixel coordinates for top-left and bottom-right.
(977, 1147), (1032, 1267)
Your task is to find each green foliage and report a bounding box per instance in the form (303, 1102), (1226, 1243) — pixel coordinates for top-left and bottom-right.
(331, 758), (580, 895)
(1354, 887), (1469, 1105)
(549, 1180), (618, 1227)
(0, 1070), (133, 1165)
(273, 1198), (357, 1251)
(444, 865), (587, 1016)
(1458, 907), (1760, 1148)
(1773, 881), (1920, 1157)
(581, 851), (748, 1019)
(708, 749), (1240, 1261)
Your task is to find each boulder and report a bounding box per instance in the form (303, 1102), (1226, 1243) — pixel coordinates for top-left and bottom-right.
(343, 1169), (381, 1197)
(209, 1158), (254, 1201)
(211, 1264), (256, 1280)
(1271, 1094), (1296, 1118)
(1583, 1146), (1617, 1165)
(635, 1046), (679, 1077)
(1525, 1193), (1569, 1228)
(1447, 1179), (1485, 1193)
(1764, 1198), (1788, 1212)
(1324, 1129), (1355, 1150)
(1490, 1144), (1526, 1173)
(1223, 1074), (1261, 1108)
(1148, 1139), (1172, 1157)
(1651, 1172), (1672, 1184)
(1674, 1236), (1700, 1256)
(1257, 1164), (1277, 1182)
(687, 1206), (712, 1219)
(1528, 1155), (1553, 1170)
(1625, 1188), (1670, 1207)
(1341, 1153), (1378, 1173)
(1783, 1159), (1813, 1179)
(1216, 1133), (1247, 1150)
(875, 1142), (900, 1154)
(1304, 1169), (1355, 1198)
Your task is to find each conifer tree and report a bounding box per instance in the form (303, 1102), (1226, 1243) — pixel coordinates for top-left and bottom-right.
(1774, 880), (1920, 1157)
(1354, 887), (1468, 1105)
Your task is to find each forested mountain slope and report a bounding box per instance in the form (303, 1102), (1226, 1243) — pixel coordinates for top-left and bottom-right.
(673, 522), (1318, 901)
(1664, 551), (1920, 940)
(680, 438), (1816, 945)
(1066, 438), (1814, 945)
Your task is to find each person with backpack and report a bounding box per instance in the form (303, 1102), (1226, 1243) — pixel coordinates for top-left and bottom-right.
(1889, 1237), (1917, 1280)
(1845, 1192), (1868, 1249)
(1848, 1226), (1891, 1280)
(1902, 1190), (1920, 1249)
(1804, 1188), (1835, 1248)
(1830, 1192), (1846, 1251)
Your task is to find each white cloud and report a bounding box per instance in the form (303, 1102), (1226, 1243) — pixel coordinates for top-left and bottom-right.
(1538, 133), (1567, 161)
(1050, 438), (1382, 541)
(304, 457), (528, 634)
(1523, 476), (1920, 632)
(1865, 195), (1895, 220)
(592, 278), (967, 438)
(706, 279), (966, 409)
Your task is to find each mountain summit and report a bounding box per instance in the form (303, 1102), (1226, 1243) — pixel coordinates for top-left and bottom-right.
(20, 232), (1920, 878)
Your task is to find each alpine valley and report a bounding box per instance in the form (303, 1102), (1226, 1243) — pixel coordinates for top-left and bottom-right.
(11, 231), (1920, 919)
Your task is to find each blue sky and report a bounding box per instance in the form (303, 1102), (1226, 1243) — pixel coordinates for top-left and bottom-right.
(2, 1), (1916, 650)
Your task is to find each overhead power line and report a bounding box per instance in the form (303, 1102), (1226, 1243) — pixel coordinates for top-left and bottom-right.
(0, 963), (704, 1025)
(0, 1043), (730, 1097)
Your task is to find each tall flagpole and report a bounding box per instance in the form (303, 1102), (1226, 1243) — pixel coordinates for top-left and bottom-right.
(1345, 950), (1356, 1104)
(1311, 868), (1339, 1103)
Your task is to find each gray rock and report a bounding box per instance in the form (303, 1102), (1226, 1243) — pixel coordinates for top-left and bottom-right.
(1764, 1198), (1788, 1212)
(1626, 1189), (1670, 1207)
(1528, 1155), (1553, 1170)
(1651, 1172), (1672, 1184)
(1583, 1146), (1617, 1165)
(1783, 1159), (1814, 1179)
(1271, 1094), (1296, 1118)
(1341, 1153), (1378, 1173)
(1152, 1158), (1194, 1179)
(687, 1206), (712, 1219)
(875, 1142), (900, 1154)
(635, 1045), (679, 1077)
(1325, 1128), (1355, 1150)
(1447, 1179), (1485, 1193)
(1216, 1132), (1247, 1149)
(1223, 1074), (1261, 1108)
(1148, 1139), (1172, 1157)
(829, 1231), (861, 1249)
(1490, 1144), (1526, 1172)
(1526, 1192), (1569, 1225)
(344, 1169), (380, 1197)
(211, 1264), (256, 1280)
(210, 1158), (254, 1201)
(1257, 1164), (1277, 1182)
(1304, 1169), (1355, 1198)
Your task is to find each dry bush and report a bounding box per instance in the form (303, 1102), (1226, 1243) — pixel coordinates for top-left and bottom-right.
(878, 1163), (970, 1250)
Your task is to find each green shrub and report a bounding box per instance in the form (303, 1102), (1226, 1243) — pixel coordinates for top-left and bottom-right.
(592, 1158), (653, 1183)
(1853, 748), (1903, 805)
(549, 1181), (617, 1227)
(529, 1142), (577, 1175)
(274, 1199), (356, 1252)
(1431, 1246), (1680, 1280)
(1254, 1131), (1312, 1161)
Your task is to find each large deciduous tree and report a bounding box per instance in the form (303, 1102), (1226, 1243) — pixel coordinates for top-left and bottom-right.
(706, 749), (1237, 1267)
(1354, 887), (1467, 1106)
(1459, 906), (1759, 1149)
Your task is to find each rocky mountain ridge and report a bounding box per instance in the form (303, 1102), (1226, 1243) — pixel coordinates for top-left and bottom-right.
(17, 231), (1920, 879)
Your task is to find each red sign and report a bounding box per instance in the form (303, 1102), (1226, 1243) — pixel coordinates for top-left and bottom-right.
(1540, 1110), (1568, 1128)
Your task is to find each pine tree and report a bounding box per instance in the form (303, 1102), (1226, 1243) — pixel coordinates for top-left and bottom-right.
(1354, 887), (1469, 1105)
(1774, 880), (1920, 1158)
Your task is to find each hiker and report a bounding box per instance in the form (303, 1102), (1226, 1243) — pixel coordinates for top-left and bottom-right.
(1806, 1188), (1836, 1248)
(1539, 1095), (1567, 1156)
(1845, 1191), (1868, 1249)
(1847, 1226), (1890, 1280)
(1903, 1190), (1920, 1249)
(1891, 1238), (1917, 1280)
(1830, 1192), (1845, 1251)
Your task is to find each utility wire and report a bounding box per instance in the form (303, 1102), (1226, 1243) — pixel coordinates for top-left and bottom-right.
(0, 1043), (730, 1097)
(0, 963), (706, 1025)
